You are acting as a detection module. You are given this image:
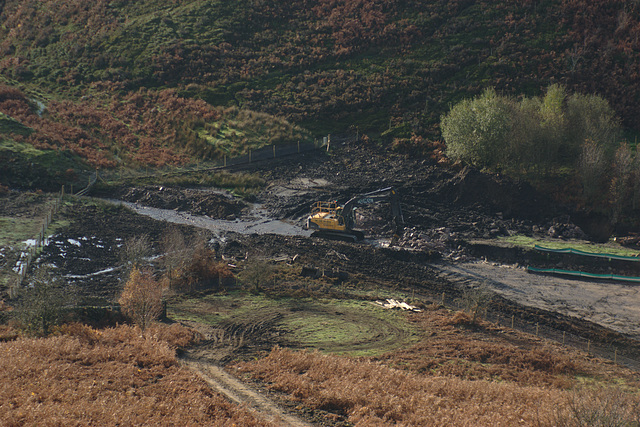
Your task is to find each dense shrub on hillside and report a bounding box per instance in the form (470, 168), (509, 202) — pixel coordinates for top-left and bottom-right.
(1, 0), (640, 137)
(441, 85), (640, 225)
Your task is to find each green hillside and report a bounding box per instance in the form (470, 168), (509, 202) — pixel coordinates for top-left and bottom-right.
(0, 0), (638, 178)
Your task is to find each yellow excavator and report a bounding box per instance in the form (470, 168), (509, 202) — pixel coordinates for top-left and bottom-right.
(305, 187), (404, 241)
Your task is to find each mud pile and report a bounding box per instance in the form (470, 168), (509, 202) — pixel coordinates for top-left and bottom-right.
(97, 185), (247, 219)
(245, 142), (565, 242)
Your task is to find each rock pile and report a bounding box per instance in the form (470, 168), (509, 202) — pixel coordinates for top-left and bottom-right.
(534, 216), (587, 240)
(395, 226), (468, 260)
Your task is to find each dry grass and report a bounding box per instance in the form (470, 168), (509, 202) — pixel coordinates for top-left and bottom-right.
(235, 306), (640, 426)
(237, 346), (567, 426)
(237, 346), (640, 427)
(0, 323), (273, 426)
(380, 307), (587, 387)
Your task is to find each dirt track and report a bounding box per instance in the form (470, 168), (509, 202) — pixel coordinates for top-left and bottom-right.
(180, 357), (310, 427)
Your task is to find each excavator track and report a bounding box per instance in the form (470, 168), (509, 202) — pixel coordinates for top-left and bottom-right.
(311, 229), (365, 242)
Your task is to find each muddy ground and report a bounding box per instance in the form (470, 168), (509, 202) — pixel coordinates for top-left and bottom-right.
(4, 140), (640, 368)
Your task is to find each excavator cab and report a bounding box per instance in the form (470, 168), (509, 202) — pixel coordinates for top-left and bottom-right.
(306, 187), (404, 242)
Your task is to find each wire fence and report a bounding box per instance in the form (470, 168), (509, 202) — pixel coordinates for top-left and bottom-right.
(8, 187), (65, 298)
(98, 136), (335, 184)
(6, 134), (341, 297)
(438, 291), (640, 372)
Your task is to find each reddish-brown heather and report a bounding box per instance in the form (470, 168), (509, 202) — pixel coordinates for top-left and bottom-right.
(380, 307), (587, 387)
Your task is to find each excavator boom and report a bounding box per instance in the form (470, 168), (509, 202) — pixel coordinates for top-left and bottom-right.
(306, 187), (404, 241)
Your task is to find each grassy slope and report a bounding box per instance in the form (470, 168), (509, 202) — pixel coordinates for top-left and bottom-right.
(1, 0), (639, 146)
(169, 291), (422, 357)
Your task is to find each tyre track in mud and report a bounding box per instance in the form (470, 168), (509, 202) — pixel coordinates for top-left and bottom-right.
(180, 357), (311, 427)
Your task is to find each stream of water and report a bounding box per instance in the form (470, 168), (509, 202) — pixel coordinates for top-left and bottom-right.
(108, 199), (313, 237)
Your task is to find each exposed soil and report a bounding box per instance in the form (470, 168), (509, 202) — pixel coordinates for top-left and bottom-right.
(5, 141), (640, 424)
(92, 185), (248, 219)
(7, 142), (637, 346)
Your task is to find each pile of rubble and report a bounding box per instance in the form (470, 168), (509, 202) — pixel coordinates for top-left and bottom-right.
(395, 226), (469, 261)
(535, 216), (587, 240)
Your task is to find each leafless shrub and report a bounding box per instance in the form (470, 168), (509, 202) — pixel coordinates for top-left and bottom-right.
(553, 386), (640, 427)
(119, 234), (152, 277)
(239, 258), (274, 293)
(160, 226), (188, 289)
(610, 143), (633, 224)
(457, 283), (493, 325)
(633, 145), (640, 210)
(13, 266), (75, 336)
(161, 231), (232, 292)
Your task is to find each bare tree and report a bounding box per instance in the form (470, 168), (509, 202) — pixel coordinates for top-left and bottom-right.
(458, 284), (493, 325)
(118, 267), (164, 332)
(633, 145), (640, 211)
(239, 259), (274, 293)
(160, 226), (188, 289)
(119, 234), (152, 278)
(610, 143), (633, 224)
(578, 140), (608, 204)
(13, 266), (75, 336)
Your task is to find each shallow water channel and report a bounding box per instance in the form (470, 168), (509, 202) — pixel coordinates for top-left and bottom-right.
(107, 199), (313, 238)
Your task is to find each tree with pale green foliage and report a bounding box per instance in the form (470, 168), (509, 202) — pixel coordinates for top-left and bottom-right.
(441, 88), (515, 169)
(441, 85), (620, 175)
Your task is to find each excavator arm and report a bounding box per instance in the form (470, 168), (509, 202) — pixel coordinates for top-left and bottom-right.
(306, 187), (404, 241)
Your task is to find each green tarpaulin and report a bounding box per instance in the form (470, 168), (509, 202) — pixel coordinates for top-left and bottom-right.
(534, 245), (640, 262)
(527, 266), (640, 283)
